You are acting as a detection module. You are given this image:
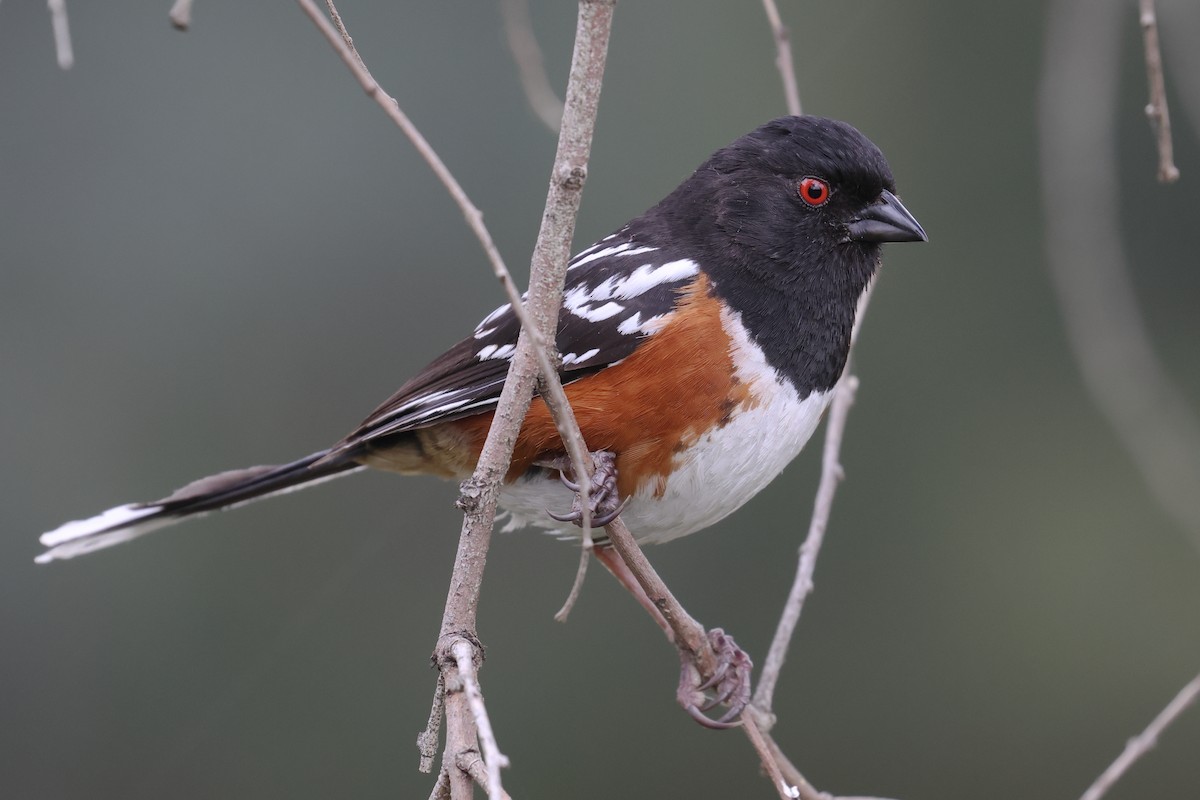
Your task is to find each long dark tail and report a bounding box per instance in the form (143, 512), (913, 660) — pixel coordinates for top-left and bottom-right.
(37, 450), (364, 563)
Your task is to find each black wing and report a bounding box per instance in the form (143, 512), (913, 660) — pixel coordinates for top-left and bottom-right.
(347, 229), (701, 443)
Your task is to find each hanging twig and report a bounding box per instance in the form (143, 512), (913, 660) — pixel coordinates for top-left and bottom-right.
(46, 0), (74, 69)
(169, 0), (194, 30)
(500, 0), (565, 132)
(1138, 0), (1180, 183)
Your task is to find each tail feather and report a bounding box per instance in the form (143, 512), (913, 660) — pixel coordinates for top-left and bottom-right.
(36, 450), (364, 563)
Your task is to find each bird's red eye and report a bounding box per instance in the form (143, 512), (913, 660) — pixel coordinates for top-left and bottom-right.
(798, 177), (830, 207)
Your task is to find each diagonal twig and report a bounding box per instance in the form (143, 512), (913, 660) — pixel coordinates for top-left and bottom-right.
(304, 0), (596, 544)
(297, 1), (616, 797)
(1079, 671), (1200, 800)
(753, 286), (873, 717)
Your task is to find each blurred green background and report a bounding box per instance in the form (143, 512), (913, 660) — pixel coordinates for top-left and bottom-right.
(3, 1), (1199, 798)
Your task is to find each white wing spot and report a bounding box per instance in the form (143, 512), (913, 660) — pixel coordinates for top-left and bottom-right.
(477, 343), (516, 361)
(615, 259), (699, 298)
(568, 243), (632, 271)
(474, 302), (514, 337)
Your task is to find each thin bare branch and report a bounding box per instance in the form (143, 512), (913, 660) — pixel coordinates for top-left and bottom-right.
(1139, 0), (1180, 183)
(46, 0), (74, 70)
(603, 518), (715, 671)
(452, 640), (509, 800)
(553, 542), (592, 622)
(743, 715), (801, 799)
(501, 0), (564, 132)
(1079, 672), (1200, 800)
(417, 672), (446, 773)
(297, 2), (615, 796)
(298, 0), (596, 542)
(754, 285), (872, 716)
(323, 0), (365, 71)
(761, 0), (801, 116)
(169, 0), (194, 31)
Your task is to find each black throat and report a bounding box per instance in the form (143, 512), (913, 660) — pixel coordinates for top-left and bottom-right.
(701, 245), (878, 399)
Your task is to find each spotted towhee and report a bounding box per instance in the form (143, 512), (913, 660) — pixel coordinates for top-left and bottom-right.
(37, 115), (925, 564)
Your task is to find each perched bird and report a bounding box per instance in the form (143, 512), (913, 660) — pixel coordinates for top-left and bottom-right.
(38, 115), (924, 566)
(37, 114), (925, 727)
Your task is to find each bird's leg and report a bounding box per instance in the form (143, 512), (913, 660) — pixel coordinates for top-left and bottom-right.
(592, 542), (753, 730)
(539, 453), (752, 728)
(540, 450), (628, 527)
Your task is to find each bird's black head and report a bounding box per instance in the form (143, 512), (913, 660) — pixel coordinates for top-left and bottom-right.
(647, 116), (926, 395)
(688, 116), (925, 278)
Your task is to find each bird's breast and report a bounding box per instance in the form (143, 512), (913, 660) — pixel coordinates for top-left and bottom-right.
(498, 303), (832, 544)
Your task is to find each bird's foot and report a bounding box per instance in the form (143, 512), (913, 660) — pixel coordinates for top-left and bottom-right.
(677, 628), (753, 729)
(545, 450), (628, 527)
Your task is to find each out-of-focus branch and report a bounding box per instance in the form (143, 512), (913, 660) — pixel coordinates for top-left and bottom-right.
(169, 0), (194, 31)
(1042, 1), (1200, 796)
(1161, 1), (1200, 149)
(500, 0), (565, 132)
(761, 0), (801, 116)
(47, 0), (74, 70)
(1138, 0), (1180, 183)
(1040, 0), (1200, 549)
(1078, 671), (1200, 800)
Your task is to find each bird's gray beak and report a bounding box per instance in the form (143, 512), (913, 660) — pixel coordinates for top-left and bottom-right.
(846, 189), (927, 243)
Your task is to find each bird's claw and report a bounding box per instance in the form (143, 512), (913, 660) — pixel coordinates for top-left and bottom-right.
(547, 497), (629, 527)
(678, 628), (752, 729)
(545, 451), (626, 529)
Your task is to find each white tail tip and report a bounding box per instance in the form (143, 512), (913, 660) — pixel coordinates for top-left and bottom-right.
(37, 504), (170, 563)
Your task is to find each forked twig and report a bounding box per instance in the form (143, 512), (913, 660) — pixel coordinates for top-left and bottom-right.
(451, 640), (509, 797)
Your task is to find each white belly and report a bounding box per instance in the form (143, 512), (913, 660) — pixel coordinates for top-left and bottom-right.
(498, 307), (833, 544)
